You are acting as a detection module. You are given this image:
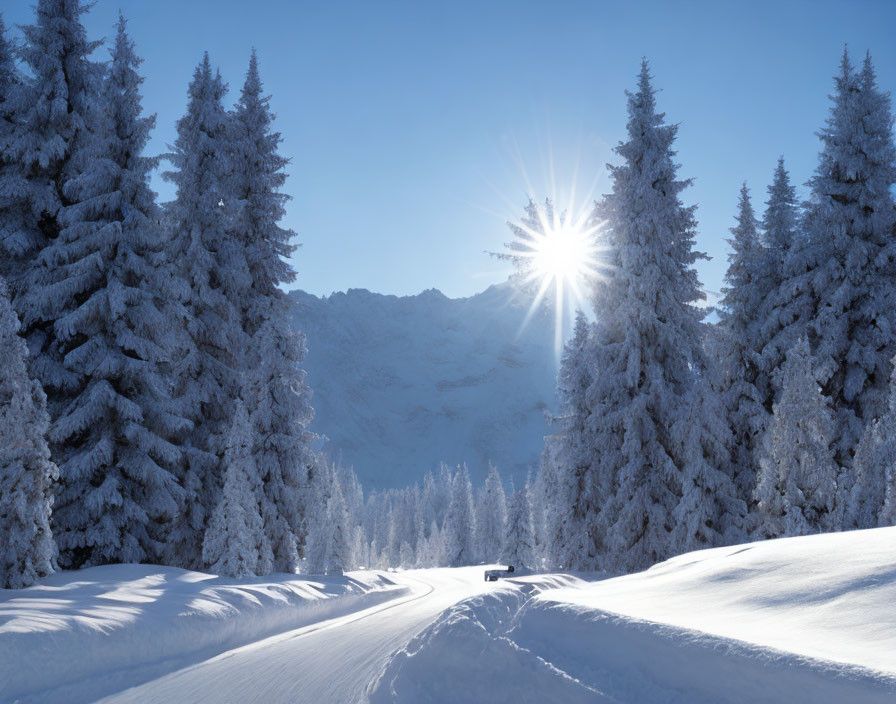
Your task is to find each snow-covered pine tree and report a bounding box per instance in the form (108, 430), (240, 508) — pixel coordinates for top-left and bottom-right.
(0, 1), (99, 303)
(671, 373), (744, 551)
(33, 14), (189, 568)
(582, 62), (709, 573)
(202, 400), (272, 577)
(0, 279), (58, 589)
(845, 359), (896, 529)
(803, 51), (896, 467)
(755, 338), (840, 538)
(323, 478), (350, 575)
(163, 54), (250, 567)
(248, 316), (315, 572)
(541, 311), (592, 570)
(714, 183), (768, 501)
(502, 479), (535, 570)
(0, 13), (23, 285)
(228, 52), (316, 569)
(474, 464), (506, 563)
(442, 465), (476, 567)
(756, 158), (804, 413)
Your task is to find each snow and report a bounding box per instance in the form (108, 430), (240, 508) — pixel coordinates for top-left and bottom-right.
(0, 564), (405, 703)
(290, 283), (556, 489)
(370, 528), (896, 703)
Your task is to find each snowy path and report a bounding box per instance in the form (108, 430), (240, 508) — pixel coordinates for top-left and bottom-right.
(96, 567), (491, 704)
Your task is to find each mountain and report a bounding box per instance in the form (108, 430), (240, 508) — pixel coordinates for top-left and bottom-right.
(288, 283), (558, 490)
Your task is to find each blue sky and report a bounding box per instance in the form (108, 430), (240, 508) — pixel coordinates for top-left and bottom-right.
(6, 0), (896, 299)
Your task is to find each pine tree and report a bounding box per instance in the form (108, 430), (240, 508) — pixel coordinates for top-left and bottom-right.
(715, 183), (768, 500)
(542, 311), (592, 570)
(35, 14), (188, 568)
(442, 465), (476, 567)
(0, 14), (23, 285)
(323, 479), (350, 575)
(671, 374), (744, 551)
(249, 317), (315, 572)
(845, 360), (896, 529)
(474, 464), (506, 563)
(502, 479), (535, 569)
(804, 51), (896, 466)
(0, 279), (58, 588)
(202, 400), (272, 577)
(163, 54), (249, 567)
(582, 62), (709, 573)
(755, 338), (840, 538)
(756, 158), (805, 413)
(0, 1), (99, 302)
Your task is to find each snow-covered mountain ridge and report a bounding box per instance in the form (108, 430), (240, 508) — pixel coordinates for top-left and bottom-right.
(288, 283), (558, 489)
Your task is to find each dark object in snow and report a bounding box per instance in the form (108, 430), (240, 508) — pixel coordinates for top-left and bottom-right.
(484, 565), (515, 582)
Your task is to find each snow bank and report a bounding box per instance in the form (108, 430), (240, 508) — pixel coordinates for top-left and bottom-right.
(371, 528), (896, 703)
(538, 526), (896, 674)
(0, 564), (406, 703)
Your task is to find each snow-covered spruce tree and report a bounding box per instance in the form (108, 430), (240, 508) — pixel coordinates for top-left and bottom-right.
(0, 13), (23, 285)
(31, 15), (189, 568)
(202, 400), (272, 577)
(0, 279), (58, 588)
(845, 360), (896, 529)
(1, 1), (99, 299)
(229, 52), (316, 569)
(163, 54), (250, 568)
(756, 157), (804, 413)
(754, 338), (840, 538)
(442, 465), (476, 567)
(714, 183), (768, 501)
(581, 62), (710, 572)
(803, 51), (896, 467)
(502, 479), (535, 570)
(248, 317), (315, 572)
(474, 464), (506, 563)
(671, 374), (745, 551)
(541, 311), (592, 570)
(322, 478), (350, 575)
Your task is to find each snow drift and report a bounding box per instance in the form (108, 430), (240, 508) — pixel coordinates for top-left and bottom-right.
(0, 564), (405, 703)
(371, 527), (896, 703)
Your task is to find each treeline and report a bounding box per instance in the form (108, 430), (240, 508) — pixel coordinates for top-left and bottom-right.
(0, 2), (315, 586)
(540, 54), (896, 574)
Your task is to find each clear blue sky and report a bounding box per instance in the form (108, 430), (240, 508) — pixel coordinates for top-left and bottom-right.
(6, 0), (896, 299)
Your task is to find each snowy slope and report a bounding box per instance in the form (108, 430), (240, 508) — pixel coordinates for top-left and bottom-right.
(289, 283), (557, 489)
(0, 565), (405, 703)
(372, 528), (896, 703)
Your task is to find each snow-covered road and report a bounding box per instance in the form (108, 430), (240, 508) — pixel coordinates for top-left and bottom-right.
(96, 567), (491, 704)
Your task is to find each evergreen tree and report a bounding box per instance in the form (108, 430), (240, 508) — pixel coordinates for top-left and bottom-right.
(540, 312), (592, 570)
(845, 360), (896, 529)
(474, 464), (506, 563)
(0, 279), (58, 588)
(804, 51), (896, 466)
(0, 14), (22, 284)
(3, 0), (100, 390)
(756, 158), (804, 413)
(249, 317), (315, 572)
(442, 465), (476, 567)
(671, 374), (744, 551)
(715, 183), (767, 499)
(36, 14), (188, 567)
(502, 479), (535, 569)
(755, 338), (840, 538)
(163, 54), (249, 567)
(581, 62), (709, 572)
(202, 400), (272, 577)
(323, 479), (350, 575)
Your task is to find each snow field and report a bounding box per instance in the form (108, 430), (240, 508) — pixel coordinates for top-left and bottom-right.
(371, 528), (896, 703)
(0, 564), (406, 703)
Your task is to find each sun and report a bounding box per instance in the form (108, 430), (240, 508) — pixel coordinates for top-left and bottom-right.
(497, 198), (606, 359)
